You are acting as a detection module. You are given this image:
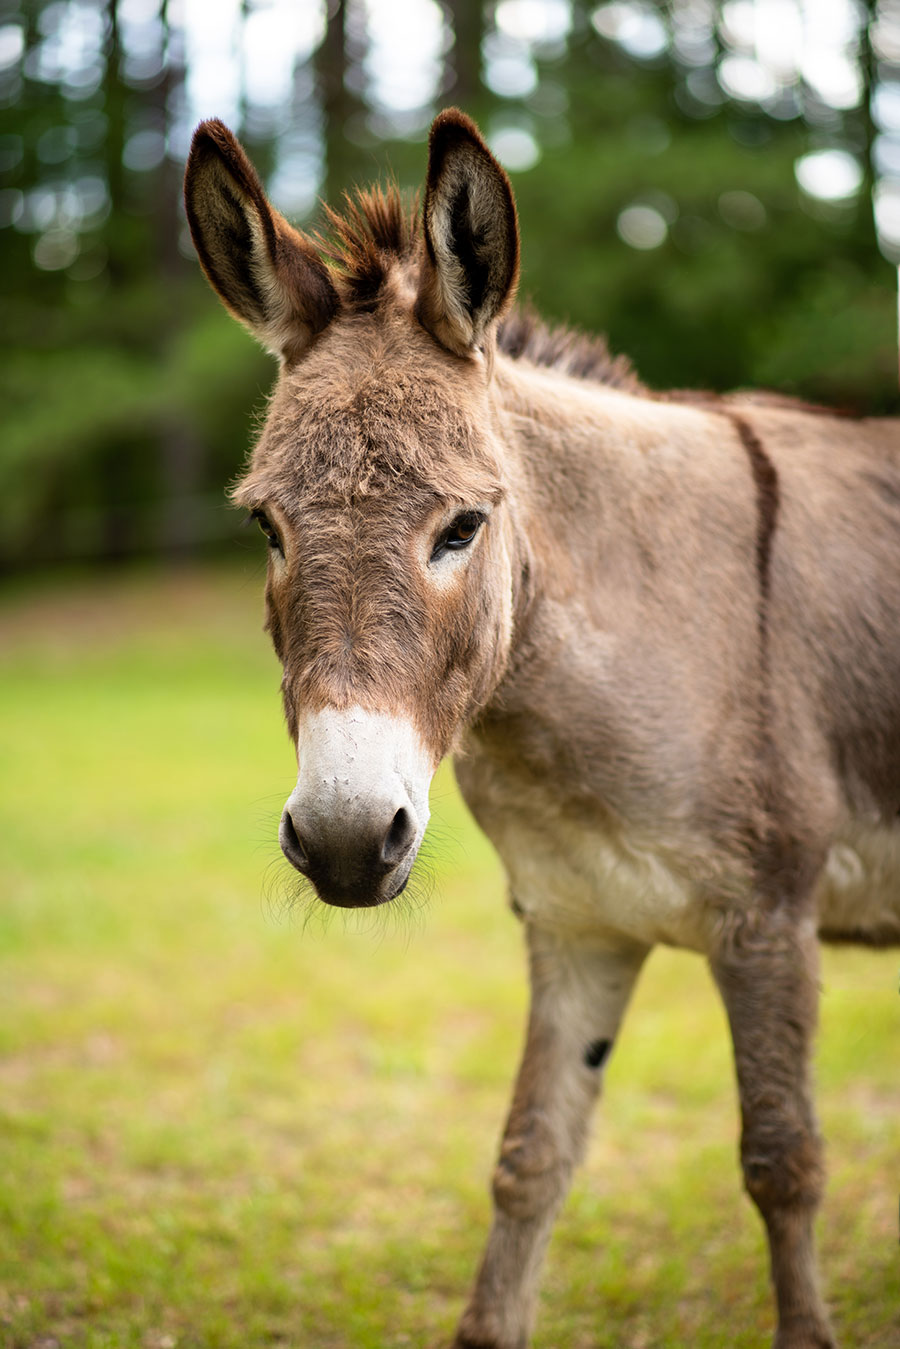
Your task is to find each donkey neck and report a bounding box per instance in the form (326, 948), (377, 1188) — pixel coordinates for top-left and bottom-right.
(493, 351), (723, 488)
(490, 352), (735, 614)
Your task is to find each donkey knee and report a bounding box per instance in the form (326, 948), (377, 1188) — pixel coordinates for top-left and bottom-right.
(741, 1120), (825, 1216)
(492, 1111), (570, 1221)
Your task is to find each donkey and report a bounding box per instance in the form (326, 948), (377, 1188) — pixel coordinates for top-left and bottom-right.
(184, 108), (900, 1348)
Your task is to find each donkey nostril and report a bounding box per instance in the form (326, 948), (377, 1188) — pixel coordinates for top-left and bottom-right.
(382, 806), (415, 865)
(280, 809), (310, 872)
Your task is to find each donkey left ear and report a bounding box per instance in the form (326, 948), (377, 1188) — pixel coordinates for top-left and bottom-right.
(417, 109), (520, 357)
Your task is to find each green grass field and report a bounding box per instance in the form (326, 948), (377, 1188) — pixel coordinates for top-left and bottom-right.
(1, 562), (898, 1349)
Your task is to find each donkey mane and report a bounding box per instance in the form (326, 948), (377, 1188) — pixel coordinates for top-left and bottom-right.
(496, 307), (645, 393)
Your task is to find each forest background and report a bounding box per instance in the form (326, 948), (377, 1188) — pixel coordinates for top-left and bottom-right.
(4, 0), (900, 571)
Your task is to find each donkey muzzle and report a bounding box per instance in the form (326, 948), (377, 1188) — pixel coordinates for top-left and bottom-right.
(280, 706), (433, 907)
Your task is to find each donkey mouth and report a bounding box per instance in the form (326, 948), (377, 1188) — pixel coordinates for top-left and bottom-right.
(310, 861), (414, 910)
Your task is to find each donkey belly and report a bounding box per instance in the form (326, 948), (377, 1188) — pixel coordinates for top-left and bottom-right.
(500, 816), (900, 950)
(818, 818), (900, 945)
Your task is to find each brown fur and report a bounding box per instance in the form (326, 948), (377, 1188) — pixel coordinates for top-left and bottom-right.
(185, 108), (900, 1349)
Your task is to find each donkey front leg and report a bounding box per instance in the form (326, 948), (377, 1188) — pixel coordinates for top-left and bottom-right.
(453, 924), (648, 1349)
(711, 909), (835, 1349)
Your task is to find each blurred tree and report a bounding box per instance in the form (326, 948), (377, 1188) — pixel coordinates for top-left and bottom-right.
(447, 0), (485, 104)
(0, 0), (269, 567)
(318, 0), (357, 201)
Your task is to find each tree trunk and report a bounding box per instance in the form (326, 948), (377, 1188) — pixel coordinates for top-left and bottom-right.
(156, 0), (205, 560)
(447, 0), (484, 106)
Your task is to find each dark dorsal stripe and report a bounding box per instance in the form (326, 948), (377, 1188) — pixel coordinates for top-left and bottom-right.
(728, 412), (780, 648)
(726, 411), (788, 890)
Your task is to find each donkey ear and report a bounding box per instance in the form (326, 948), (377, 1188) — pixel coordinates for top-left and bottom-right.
(417, 109), (520, 357)
(184, 119), (338, 362)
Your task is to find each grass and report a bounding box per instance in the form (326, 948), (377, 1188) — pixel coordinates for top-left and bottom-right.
(1, 560), (898, 1349)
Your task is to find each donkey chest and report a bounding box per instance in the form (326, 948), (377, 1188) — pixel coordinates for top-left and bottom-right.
(455, 757), (709, 950)
(514, 825), (706, 949)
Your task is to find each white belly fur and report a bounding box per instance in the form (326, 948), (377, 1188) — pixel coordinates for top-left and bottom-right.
(490, 810), (713, 952)
(817, 817), (900, 940)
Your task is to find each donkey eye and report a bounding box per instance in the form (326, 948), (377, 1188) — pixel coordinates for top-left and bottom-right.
(251, 510), (282, 552)
(431, 511), (485, 562)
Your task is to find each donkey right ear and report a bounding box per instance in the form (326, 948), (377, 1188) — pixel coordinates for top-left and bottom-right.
(184, 120), (338, 362)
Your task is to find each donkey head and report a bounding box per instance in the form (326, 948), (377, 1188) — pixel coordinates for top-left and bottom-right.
(185, 110), (521, 908)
